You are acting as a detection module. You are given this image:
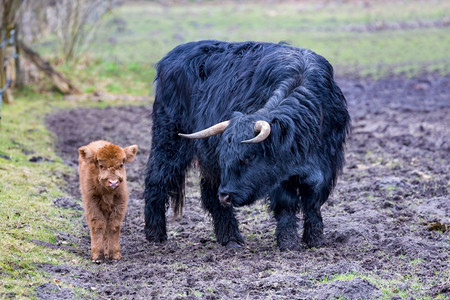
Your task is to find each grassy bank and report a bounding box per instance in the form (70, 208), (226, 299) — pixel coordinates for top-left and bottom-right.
(0, 91), (76, 298)
(0, 90), (145, 298)
(33, 0), (450, 95)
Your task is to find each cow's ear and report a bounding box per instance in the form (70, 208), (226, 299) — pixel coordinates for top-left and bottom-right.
(78, 146), (95, 162)
(124, 145), (138, 163)
(269, 115), (294, 149)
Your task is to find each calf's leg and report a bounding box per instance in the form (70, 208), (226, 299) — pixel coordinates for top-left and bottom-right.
(106, 204), (127, 260)
(85, 208), (107, 263)
(106, 220), (122, 260)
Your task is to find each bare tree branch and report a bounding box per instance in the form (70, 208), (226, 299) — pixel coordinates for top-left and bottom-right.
(19, 41), (81, 94)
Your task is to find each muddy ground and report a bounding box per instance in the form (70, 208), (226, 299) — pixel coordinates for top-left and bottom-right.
(42, 73), (449, 299)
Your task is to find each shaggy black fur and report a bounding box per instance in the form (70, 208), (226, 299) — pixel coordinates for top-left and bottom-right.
(144, 40), (350, 250)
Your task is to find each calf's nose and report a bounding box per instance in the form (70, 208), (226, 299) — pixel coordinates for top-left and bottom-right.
(108, 179), (119, 189)
(219, 193), (232, 207)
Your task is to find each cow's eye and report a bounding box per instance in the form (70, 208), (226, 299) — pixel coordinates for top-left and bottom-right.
(99, 165), (104, 169)
(120, 164), (124, 168)
(245, 153), (256, 163)
(241, 154), (255, 166)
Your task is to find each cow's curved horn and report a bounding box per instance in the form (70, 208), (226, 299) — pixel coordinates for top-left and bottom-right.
(178, 120), (230, 139)
(241, 120), (271, 144)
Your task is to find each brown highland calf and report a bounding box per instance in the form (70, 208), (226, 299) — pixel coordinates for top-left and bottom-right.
(78, 140), (138, 263)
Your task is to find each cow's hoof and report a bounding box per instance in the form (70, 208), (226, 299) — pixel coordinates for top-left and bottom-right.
(303, 235), (324, 249)
(279, 242), (303, 252)
(225, 240), (245, 249)
(278, 239), (302, 251)
(145, 230), (167, 244)
(277, 230), (302, 251)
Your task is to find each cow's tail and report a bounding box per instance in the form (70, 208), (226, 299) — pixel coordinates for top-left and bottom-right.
(169, 177), (185, 220)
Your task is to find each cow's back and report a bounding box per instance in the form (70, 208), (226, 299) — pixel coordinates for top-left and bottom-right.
(154, 41), (314, 130)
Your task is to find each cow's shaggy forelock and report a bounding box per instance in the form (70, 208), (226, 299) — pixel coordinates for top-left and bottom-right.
(217, 114), (280, 206)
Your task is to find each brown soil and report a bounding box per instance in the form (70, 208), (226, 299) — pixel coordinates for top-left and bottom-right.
(43, 73), (449, 299)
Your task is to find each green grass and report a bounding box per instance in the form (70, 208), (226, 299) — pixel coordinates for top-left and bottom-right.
(33, 0), (449, 95)
(0, 88), (145, 298)
(0, 92), (75, 298)
(313, 269), (450, 300)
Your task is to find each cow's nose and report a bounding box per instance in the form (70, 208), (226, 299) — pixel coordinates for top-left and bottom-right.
(219, 193), (232, 207)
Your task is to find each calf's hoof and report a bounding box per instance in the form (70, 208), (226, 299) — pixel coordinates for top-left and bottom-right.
(91, 253), (105, 264)
(110, 251), (122, 260)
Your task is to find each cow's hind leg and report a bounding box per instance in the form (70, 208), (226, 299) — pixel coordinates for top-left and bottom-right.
(144, 132), (193, 244)
(300, 175), (329, 248)
(270, 178), (302, 251)
(200, 177), (244, 248)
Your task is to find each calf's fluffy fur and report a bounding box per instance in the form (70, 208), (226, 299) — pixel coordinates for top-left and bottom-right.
(78, 140), (137, 263)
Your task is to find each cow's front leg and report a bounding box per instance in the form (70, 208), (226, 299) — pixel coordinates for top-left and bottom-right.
(144, 135), (193, 244)
(200, 177), (244, 248)
(270, 179), (302, 251)
(144, 177), (168, 243)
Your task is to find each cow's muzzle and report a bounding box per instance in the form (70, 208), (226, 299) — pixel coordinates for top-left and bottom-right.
(219, 192), (232, 207)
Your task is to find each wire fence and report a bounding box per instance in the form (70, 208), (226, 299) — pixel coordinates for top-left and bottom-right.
(0, 28), (18, 121)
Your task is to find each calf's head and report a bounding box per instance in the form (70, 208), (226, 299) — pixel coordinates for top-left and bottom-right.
(180, 114), (293, 207)
(79, 143), (138, 191)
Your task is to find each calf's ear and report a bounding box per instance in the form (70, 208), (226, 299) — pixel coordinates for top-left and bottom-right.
(78, 146), (95, 162)
(124, 145), (138, 163)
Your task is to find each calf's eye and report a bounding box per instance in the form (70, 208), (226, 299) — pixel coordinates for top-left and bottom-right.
(120, 164), (124, 168)
(99, 165), (104, 169)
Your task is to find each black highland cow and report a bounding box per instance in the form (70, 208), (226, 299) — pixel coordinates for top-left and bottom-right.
(144, 40), (350, 250)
